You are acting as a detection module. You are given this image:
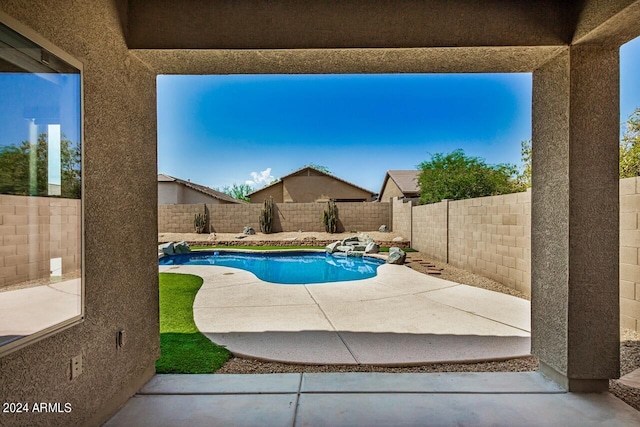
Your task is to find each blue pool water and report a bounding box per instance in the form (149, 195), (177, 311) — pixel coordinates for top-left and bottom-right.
(159, 251), (384, 284)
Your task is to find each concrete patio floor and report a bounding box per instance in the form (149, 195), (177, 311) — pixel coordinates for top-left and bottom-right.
(160, 262), (531, 365)
(105, 372), (640, 426)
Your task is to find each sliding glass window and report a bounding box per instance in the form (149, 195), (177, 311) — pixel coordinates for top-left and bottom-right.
(0, 16), (83, 355)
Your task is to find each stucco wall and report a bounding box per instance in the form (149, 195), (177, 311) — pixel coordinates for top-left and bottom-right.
(380, 180), (404, 203)
(159, 202), (390, 233)
(249, 182), (284, 203)
(158, 181), (181, 204)
(180, 186), (225, 204)
(0, 4), (158, 427)
(283, 176), (373, 202)
(0, 195), (81, 290)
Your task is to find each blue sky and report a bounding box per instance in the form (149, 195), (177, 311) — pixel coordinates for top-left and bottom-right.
(158, 35), (640, 192)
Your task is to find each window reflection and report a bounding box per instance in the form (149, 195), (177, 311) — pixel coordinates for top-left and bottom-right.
(0, 20), (82, 352)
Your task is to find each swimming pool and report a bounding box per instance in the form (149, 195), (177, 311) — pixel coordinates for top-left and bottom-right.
(159, 251), (385, 284)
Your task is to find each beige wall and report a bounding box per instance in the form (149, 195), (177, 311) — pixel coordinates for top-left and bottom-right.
(158, 182), (230, 205)
(380, 179), (404, 202)
(448, 192), (531, 295)
(0, 195), (81, 291)
(410, 183), (640, 332)
(411, 191), (531, 294)
(283, 176), (373, 202)
(620, 177), (640, 331)
(0, 4), (158, 426)
(412, 200), (449, 262)
(159, 202), (390, 234)
(158, 182), (181, 204)
(158, 204), (207, 233)
(249, 182), (284, 203)
(391, 197), (412, 241)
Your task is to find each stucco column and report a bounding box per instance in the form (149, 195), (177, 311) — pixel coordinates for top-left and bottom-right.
(531, 45), (620, 392)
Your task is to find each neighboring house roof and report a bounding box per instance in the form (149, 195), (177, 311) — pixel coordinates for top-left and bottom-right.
(247, 166), (376, 197)
(157, 174), (246, 204)
(379, 170), (421, 199)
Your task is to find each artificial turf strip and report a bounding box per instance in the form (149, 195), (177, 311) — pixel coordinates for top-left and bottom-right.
(156, 272), (231, 374)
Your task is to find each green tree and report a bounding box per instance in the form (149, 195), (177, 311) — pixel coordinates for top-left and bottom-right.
(620, 107), (640, 178)
(304, 163), (331, 174)
(216, 183), (253, 202)
(417, 149), (520, 204)
(517, 139), (532, 189)
(0, 133), (81, 199)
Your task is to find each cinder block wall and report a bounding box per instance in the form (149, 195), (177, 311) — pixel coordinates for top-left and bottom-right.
(620, 177), (640, 331)
(0, 195), (81, 290)
(209, 203), (262, 232)
(412, 200), (448, 262)
(158, 204), (206, 233)
(448, 191), (531, 295)
(411, 183), (640, 332)
(392, 197), (412, 240)
(159, 202), (390, 233)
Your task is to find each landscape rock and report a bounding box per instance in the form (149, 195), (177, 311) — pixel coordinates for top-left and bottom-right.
(358, 233), (373, 243)
(235, 234), (247, 239)
(337, 245), (354, 253)
(347, 251), (364, 257)
(342, 236), (360, 245)
(387, 247), (406, 264)
(392, 236), (404, 242)
(159, 242), (174, 255)
(379, 225), (389, 232)
(174, 241), (191, 254)
(365, 241), (379, 253)
(326, 241), (341, 253)
(243, 226), (256, 235)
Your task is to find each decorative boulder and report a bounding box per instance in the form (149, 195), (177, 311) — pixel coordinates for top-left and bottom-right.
(159, 242), (174, 255)
(174, 241), (191, 254)
(387, 247), (406, 265)
(392, 236), (404, 242)
(337, 245), (354, 253)
(379, 225), (389, 232)
(358, 233), (373, 243)
(326, 241), (341, 253)
(342, 236), (359, 245)
(365, 241), (379, 253)
(243, 226), (256, 235)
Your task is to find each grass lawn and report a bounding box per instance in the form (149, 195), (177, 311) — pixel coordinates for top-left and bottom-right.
(156, 272), (231, 373)
(190, 245), (416, 252)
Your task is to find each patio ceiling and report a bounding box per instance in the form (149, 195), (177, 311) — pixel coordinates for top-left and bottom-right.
(121, 0), (640, 74)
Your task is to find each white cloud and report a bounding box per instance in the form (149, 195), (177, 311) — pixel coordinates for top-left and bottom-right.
(245, 168), (275, 187)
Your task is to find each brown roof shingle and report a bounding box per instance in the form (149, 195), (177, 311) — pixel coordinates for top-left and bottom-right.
(379, 170), (421, 199)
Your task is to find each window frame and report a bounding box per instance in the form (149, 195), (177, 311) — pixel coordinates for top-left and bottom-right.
(0, 11), (85, 357)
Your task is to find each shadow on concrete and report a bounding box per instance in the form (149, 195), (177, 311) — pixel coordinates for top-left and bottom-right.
(203, 330), (531, 365)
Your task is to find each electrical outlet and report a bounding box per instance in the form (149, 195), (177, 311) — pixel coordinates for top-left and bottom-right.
(71, 354), (82, 380)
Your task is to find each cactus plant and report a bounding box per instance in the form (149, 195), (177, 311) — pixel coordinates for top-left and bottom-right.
(259, 197), (274, 234)
(323, 200), (338, 233)
(194, 212), (207, 234)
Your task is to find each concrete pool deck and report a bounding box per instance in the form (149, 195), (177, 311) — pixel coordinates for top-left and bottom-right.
(160, 262), (531, 365)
